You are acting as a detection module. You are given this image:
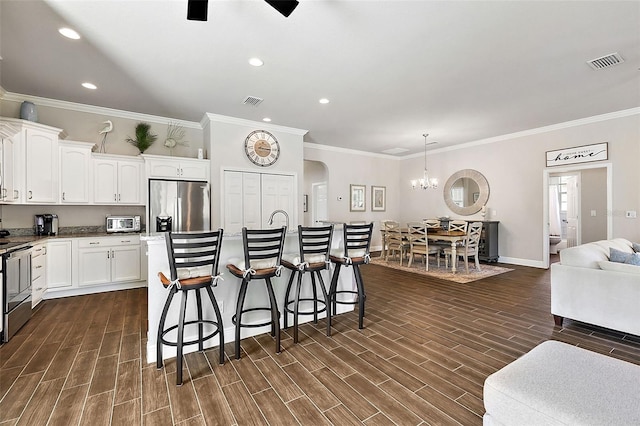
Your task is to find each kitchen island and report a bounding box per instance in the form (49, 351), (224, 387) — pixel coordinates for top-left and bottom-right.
(142, 228), (356, 364)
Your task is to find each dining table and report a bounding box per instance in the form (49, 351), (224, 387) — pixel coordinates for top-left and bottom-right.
(425, 228), (468, 273)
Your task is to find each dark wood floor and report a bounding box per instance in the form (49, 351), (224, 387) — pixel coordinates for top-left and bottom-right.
(1, 261), (639, 425)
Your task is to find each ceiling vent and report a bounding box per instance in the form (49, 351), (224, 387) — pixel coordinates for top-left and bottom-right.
(587, 52), (624, 70)
(243, 96), (264, 106)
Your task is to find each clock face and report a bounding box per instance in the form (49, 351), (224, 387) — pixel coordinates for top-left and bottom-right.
(244, 130), (280, 167)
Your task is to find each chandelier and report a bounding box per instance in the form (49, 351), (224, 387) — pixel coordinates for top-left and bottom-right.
(411, 133), (438, 189)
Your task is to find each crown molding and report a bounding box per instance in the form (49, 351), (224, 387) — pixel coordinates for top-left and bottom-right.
(1, 91), (202, 129)
(303, 141), (400, 160)
(402, 106), (640, 158)
(203, 113), (308, 136)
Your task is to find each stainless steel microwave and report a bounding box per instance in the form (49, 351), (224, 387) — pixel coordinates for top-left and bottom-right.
(106, 215), (141, 233)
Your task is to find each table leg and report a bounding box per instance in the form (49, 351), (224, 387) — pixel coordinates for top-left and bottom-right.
(450, 240), (457, 273)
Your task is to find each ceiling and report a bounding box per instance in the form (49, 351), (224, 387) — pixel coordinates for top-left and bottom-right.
(1, 1), (639, 156)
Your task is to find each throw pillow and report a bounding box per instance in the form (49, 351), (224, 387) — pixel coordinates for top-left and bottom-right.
(633, 242), (640, 253)
(625, 252), (640, 266)
(610, 247), (631, 263)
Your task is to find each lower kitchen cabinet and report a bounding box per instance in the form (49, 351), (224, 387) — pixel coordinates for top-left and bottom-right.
(47, 240), (73, 289)
(77, 236), (141, 286)
(31, 243), (47, 307)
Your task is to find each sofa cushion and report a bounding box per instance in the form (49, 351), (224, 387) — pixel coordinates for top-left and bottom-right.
(610, 248), (640, 266)
(633, 242), (640, 253)
(559, 238), (633, 269)
(598, 260), (640, 275)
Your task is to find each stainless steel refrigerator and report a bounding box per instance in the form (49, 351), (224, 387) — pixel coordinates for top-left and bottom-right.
(149, 180), (210, 232)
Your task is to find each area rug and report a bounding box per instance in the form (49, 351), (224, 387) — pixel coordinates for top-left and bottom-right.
(369, 257), (513, 284)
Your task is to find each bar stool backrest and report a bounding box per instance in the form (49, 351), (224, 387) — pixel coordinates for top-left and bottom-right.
(242, 227), (287, 269)
(298, 224), (334, 263)
(341, 222), (374, 258)
(165, 230), (224, 280)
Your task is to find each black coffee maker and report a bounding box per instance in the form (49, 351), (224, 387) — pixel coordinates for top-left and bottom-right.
(35, 214), (59, 236)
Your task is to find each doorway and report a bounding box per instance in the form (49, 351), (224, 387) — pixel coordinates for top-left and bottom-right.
(543, 163), (611, 268)
(303, 160), (329, 226)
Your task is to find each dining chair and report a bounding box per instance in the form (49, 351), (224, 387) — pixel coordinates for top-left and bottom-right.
(385, 227), (409, 265)
(406, 223), (441, 270)
(444, 221), (483, 273)
(448, 220), (468, 233)
(423, 219), (440, 228)
(380, 220), (400, 259)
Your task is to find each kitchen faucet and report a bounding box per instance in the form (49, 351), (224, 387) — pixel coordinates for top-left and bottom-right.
(268, 209), (289, 230)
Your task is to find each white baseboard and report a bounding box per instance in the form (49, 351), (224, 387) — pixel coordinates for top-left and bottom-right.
(498, 256), (547, 269)
(44, 281), (146, 300)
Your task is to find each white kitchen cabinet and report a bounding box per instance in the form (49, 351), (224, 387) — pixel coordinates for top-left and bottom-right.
(59, 141), (93, 204)
(31, 243), (47, 307)
(0, 135), (17, 203)
(47, 240), (73, 289)
(143, 155), (210, 181)
(25, 127), (59, 203)
(93, 154), (143, 204)
(77, 236), (141, 286)
(223, 170), (295, 233)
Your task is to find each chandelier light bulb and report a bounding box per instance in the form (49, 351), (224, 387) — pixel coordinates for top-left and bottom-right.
(411, 133), (438, 190)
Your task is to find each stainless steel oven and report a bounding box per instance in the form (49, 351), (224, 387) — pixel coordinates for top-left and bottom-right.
(2, 245), (32, 342)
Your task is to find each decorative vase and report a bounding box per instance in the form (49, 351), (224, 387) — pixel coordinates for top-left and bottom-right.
(20, 101), (38, 122)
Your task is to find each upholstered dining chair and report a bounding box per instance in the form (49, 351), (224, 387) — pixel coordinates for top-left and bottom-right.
(385, 227), (409, 265)
(380, 220), (400, 259)
(406, 222), (441, 270)
(444, 221), (483, 273)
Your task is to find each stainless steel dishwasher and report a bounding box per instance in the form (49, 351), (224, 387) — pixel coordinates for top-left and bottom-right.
(2, 245), (32, 342)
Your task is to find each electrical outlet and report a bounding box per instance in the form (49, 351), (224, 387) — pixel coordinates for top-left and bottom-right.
(591, 210), (596, 217)
(625, 210), (637, 218)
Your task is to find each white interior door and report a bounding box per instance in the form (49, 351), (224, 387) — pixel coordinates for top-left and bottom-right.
(565, 174), (580, 248)
(261, 174), (295, 229)
(312, 182), (328, 225)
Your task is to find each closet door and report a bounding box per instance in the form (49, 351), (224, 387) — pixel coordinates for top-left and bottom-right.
(223, 171), (244, 234)
(242, 173), (261, 229)
(261, 174), (295, 229)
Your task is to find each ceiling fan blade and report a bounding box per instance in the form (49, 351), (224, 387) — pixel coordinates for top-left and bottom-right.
(264, 0), (299, 18)
(187, 0), (208, 21)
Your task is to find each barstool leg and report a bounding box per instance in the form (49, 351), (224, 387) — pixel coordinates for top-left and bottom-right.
(177, 290), (188, 385)
(310, 273), (319, 324)
(157, 286), (177, 369)
(293, 272), (303, 343)
(205, 286), (225, 365)
(264, 277), (281, 354)
(354, 265), (365, 329)
(195, 289), (204, 352)
(283, 270), (296, 331)
(234, 279), (249, 360)
(315, 271), (332, 337)
(328, 263), (342, 327)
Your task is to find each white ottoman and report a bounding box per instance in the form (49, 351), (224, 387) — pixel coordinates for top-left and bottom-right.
(483, 340), (640, 425)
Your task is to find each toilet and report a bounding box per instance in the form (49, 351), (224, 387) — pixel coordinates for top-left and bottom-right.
(549, 235), (562, 254)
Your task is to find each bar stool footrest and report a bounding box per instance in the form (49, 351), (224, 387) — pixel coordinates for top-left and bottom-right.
(232, 307), (280, 328)
(284, 298), (328, 316)
(331, 290), (365, 305)
(160, 320), (222, 347)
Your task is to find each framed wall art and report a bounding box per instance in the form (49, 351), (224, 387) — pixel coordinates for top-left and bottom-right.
(371, 185), (386, 212)
(545, 142), (608, 167)
(350, 184), (366, 212)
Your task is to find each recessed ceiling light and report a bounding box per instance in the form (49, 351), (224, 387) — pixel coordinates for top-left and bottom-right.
(262, 117), (272, 122)
(82, 82), (97, 90)
(59, 27), (80, 40)
(249, 58), (264, 67)
(319, 98), (330, 104)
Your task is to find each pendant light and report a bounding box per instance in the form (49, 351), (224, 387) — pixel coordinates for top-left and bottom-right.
(411, 133), (438, 190)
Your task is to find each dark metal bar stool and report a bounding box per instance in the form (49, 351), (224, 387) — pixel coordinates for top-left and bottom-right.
(328, 222), (373, 330)
(157, 230), (225, 386)
(226, 227), (287, 360)
(282, 224), (334, 343)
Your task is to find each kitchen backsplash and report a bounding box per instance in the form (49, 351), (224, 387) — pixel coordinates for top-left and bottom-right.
(0, 205), (145, 230)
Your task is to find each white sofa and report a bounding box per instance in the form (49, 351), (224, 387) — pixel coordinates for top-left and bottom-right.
(550, 238), (640, 336)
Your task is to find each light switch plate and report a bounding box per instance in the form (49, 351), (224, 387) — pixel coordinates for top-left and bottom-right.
(591, 210), (596, 217)
(626, 211), (637, 218)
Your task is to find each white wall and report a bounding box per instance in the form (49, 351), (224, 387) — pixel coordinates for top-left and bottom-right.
(398, 111), (639, 266)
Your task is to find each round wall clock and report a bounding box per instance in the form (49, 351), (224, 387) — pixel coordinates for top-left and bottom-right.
(244, 130), (280, 167)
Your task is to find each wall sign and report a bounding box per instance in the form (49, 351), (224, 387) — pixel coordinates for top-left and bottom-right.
(545, 142), (608, 167)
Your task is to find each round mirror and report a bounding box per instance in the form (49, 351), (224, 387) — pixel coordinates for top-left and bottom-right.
(443, 169), (489, 215)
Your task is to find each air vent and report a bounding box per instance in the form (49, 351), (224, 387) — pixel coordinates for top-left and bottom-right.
(243, 96), (264, 106)
(382, 148), (409, 155)
(587, 52), (624, 70)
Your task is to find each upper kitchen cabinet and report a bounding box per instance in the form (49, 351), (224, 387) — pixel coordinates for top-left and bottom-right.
(59, 141), (94, 204)
(0, 133), (17, 203)
(93, 154), (144, 205)
(143, 154), (210, 181)
(0, 118), (66, 204)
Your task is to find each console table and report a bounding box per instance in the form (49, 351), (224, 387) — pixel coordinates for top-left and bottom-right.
(477, 221), (499, 262)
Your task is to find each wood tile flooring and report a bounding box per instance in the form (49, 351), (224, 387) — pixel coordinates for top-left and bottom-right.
(1, 261), (639, 425)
